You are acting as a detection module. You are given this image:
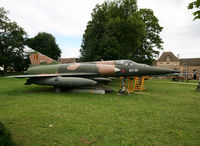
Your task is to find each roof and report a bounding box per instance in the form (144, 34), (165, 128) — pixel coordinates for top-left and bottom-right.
(180, 58), (200, 66)
(59, 58), (78, 64)
(157, 52), (179, 62)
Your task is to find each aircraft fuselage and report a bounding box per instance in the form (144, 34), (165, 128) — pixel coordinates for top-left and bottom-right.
(27, 60), (178, 77)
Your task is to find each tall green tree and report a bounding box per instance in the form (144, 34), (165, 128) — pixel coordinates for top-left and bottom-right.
(0, 7), (27, 75)
(80, 0), (163, 65)
(26, 32), (61, 60)
(188, 0), (200, 20)
(135, 9), (163, 64)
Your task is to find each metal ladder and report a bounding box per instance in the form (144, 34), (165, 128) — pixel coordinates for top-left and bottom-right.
(133, 77), (146, 92)
(119, 76), (146, 93)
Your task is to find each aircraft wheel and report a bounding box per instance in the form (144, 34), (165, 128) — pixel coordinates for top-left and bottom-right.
(54, 87), (61, 93)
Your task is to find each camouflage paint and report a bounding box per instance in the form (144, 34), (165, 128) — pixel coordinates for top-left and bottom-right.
(96, 64), (115, 75)
(8, 51), (179, 88)
(66, 63), (81, 71)
(27, 64), (59, 74)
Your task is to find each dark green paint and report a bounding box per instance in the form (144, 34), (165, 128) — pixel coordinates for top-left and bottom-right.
(8, 60), (179, 88)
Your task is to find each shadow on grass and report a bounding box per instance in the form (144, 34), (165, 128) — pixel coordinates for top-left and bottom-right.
(23, 86), (55, 93)
(0, 121), (15, 146)
(1, 85), (56, 96)
(17, 85), (117, 95)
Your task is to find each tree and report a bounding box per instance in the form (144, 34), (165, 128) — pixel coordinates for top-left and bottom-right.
(26, 32), (61, 60)
(11, 50), (30, 72)
(0, 7), (27, 75)
(188, 0), (200, 20)
(135, 9), (163, 64)
(80, 0), (163, 65)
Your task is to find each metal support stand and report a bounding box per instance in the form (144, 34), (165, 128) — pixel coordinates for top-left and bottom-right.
(118, 77), (126, 94)
(54, 86), (61, 93)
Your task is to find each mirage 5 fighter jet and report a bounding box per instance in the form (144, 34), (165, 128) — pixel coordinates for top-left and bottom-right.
(7, 51), (179, 92)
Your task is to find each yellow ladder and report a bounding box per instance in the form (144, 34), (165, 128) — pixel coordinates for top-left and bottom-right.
(125, 77), (134, 93)
(119, 76), (147, 93)
(133, 77), (146, 92)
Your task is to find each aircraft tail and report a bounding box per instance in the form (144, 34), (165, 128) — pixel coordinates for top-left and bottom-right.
(28, 51), (59, 65)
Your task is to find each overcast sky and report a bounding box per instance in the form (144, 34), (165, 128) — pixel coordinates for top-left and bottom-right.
(1, 0), (199, 59)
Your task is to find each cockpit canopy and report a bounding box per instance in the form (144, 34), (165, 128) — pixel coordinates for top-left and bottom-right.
(115, 60), (136, 66)
(115, 60), (150, 67)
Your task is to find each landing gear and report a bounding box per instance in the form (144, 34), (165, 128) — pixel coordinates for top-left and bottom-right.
(54, 86), (62, 93)
(118, 77), (129, 95)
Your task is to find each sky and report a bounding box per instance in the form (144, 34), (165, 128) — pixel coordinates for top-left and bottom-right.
(1, 0), (199, 59)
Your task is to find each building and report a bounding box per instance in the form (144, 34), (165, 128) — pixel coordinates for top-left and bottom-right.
(58, 58), (78, 64)
(156, 52), (200, 80)
(28, 50), (78, 65)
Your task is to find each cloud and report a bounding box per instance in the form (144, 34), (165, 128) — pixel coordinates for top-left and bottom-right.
(138, 0), (200, 58)
(1, 0), (105, 37)
(1, 0), (200, 58)
(0, 0), (104, 58)
(61, 46), (80, 58)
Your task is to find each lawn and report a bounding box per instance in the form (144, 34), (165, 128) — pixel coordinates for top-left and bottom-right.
(0, 77), (200, 145)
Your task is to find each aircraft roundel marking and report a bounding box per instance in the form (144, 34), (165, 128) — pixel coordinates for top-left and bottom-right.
(34, 54), (38, 60)
(122, 69), (125, 73)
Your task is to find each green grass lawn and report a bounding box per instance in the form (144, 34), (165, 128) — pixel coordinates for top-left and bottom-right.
(0, 78), (200, 145)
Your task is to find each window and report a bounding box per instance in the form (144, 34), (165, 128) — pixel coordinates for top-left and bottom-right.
(183, 70), (187, 77)
(166, 56), (170, 62)
(183, 63), (187, 68)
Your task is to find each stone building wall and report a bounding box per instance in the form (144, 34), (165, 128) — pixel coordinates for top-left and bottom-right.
(156, 61), (180, 70)
(179, 66), (200, 79)
(156, 52), (200, 80)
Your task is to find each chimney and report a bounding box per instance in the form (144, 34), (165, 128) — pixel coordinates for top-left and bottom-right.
(177, 54), (180, 59)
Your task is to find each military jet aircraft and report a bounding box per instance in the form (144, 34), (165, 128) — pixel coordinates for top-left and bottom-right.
(7, 51), (179, 92)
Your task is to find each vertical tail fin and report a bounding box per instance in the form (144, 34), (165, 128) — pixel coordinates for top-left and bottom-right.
(28, 51), (59, 65)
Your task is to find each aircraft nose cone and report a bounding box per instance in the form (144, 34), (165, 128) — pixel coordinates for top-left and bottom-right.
(152, 67), (179, 75)
(169, 69), (180, 74)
